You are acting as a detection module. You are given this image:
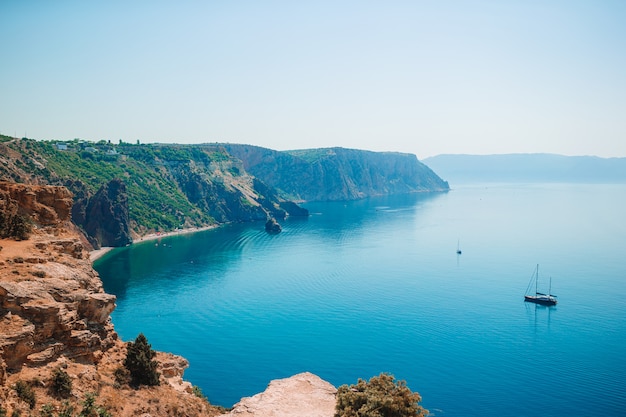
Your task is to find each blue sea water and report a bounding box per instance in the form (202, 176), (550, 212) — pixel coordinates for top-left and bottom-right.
(94, 183), (626, 416)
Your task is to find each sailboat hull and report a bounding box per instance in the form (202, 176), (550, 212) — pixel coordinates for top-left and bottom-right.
(524, 295), (557, 306)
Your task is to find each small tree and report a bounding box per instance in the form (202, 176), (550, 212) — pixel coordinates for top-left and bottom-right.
(335, 373), (427, 417)
(14, 380), (36, 409)
(50, 367), (72, 398)
(124, 333), (160, 387)
(79, 393), (111, 417)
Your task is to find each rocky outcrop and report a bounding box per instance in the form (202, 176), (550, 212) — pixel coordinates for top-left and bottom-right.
(220, 372), (337, 417)
(265, 217), (282, 233)
(82, 179), (132, 249)
(176, 170), (269, 224)
(0, 182), (222, 416)
(0, 182), (73, 226)
(223, 144), (450, 201)
(0, 185), (117, 371)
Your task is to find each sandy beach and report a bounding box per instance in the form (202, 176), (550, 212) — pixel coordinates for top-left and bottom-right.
(89, 225), (217, 262)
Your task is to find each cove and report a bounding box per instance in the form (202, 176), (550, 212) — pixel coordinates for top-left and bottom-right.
(95, 184), (626, 416)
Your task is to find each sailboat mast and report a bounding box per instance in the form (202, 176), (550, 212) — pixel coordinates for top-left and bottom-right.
(549, 276), (552, 296)
(536, 264), (539, 294)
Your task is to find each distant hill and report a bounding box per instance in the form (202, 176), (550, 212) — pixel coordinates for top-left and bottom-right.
(422, 154), (626, 184)
(0, 136), (448, 247)
(223, 144), (449, 201)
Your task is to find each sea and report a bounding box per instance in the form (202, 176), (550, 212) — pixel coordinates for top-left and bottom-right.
(94, 182), (626, 416)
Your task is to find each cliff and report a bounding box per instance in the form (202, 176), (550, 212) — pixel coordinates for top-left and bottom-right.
(1, 136), (447, 247)
(0, 137), (308, 248)
(0, 182), (222, 416)
(223, 144), (449, 201)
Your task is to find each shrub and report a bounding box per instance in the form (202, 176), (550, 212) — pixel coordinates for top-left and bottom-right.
(50, 367), (72, 398)
(113, 365), (131, 387)
(39, 404), (55, 417)
(32, 270), (46, 278)
(78, 393), (111, 417)
(335, 373), (427, 417)
(58, 402), (75, 417)
(192, 385), (208, 401)
(0, 405), (6, 417)
(124, 333), (160, 387)
(14, 380), (36, 409)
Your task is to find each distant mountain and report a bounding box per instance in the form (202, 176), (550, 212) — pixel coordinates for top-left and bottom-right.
(422, 154), (626, 184)
(223, 144), (449, 201)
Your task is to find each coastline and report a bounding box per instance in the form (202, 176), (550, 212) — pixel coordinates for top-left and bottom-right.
(89, 225), (217, 263)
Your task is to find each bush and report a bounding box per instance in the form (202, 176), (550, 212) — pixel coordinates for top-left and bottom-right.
(78, 393), (111, 417)
(39, 404), (55, 417)
(124, 333), (160, 387)
(335, 373), (427, 417)
(14, 380), (36, 409)
(113, 365), (131, 387)
(50, 367), (72, 398)
(58, 402), (75, 417)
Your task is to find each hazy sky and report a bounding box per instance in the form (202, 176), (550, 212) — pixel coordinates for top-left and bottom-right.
(1, 1), (625, 159)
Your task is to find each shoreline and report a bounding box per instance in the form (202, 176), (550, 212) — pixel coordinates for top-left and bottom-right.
(89, 225), (217, 262)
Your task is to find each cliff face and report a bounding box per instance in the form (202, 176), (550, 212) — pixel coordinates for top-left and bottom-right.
(0, 182), (73, 227)
(0, 182), (221, 416)
(0, 138), (309, 247)
(82, 179), (132, 249)
(223, 145), (449, 201)
(2, 137), (444, 246)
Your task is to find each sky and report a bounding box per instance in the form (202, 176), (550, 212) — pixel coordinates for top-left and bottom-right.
(1, 1), (625, 159)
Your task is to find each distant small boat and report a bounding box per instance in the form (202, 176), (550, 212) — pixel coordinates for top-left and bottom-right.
(456, 240), (462, 255)
(524, 264), (557, 306)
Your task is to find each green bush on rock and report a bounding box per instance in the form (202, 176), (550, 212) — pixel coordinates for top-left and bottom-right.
(335, 373), (427, 417)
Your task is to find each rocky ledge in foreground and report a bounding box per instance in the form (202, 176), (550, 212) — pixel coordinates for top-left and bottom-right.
(219, 372), (337, 417)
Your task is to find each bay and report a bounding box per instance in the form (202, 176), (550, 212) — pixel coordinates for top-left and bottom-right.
(95, 183), (626, 416)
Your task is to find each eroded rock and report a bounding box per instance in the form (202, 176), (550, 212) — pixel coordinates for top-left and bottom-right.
(220, 372), (337, 417)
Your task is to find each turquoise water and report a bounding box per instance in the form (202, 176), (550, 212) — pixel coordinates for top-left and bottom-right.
(95, 183), (626, 416)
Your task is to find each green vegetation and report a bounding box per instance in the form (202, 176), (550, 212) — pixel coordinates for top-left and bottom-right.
(124, 333), (160, 387)
(57, 402), (75, 417)
(113, 365), (131, 387)
(0, 211), (32, 241)
(78, 393), (111, 417)
(1, 138), (224, 234)
(335, 373), (427, 417)
(13, 380), (36, 409)
(288, 148), (331, 163)
(50, 368), (73, 398)
(39, 404), (55, 417)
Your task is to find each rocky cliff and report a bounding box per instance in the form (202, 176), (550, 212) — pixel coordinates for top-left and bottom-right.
(0, 182), (222, 416)
(223, 144), (449, 201)
(0, 137), (309, 248)
(1, 137), (446, 247)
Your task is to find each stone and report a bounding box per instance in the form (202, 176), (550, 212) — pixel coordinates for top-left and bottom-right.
(220, 372), (337, 417)
(265, 217), (282, 233)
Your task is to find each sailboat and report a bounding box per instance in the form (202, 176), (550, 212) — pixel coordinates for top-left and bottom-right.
(456, 240), (462, 255)
(524, 264), (557, 306)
